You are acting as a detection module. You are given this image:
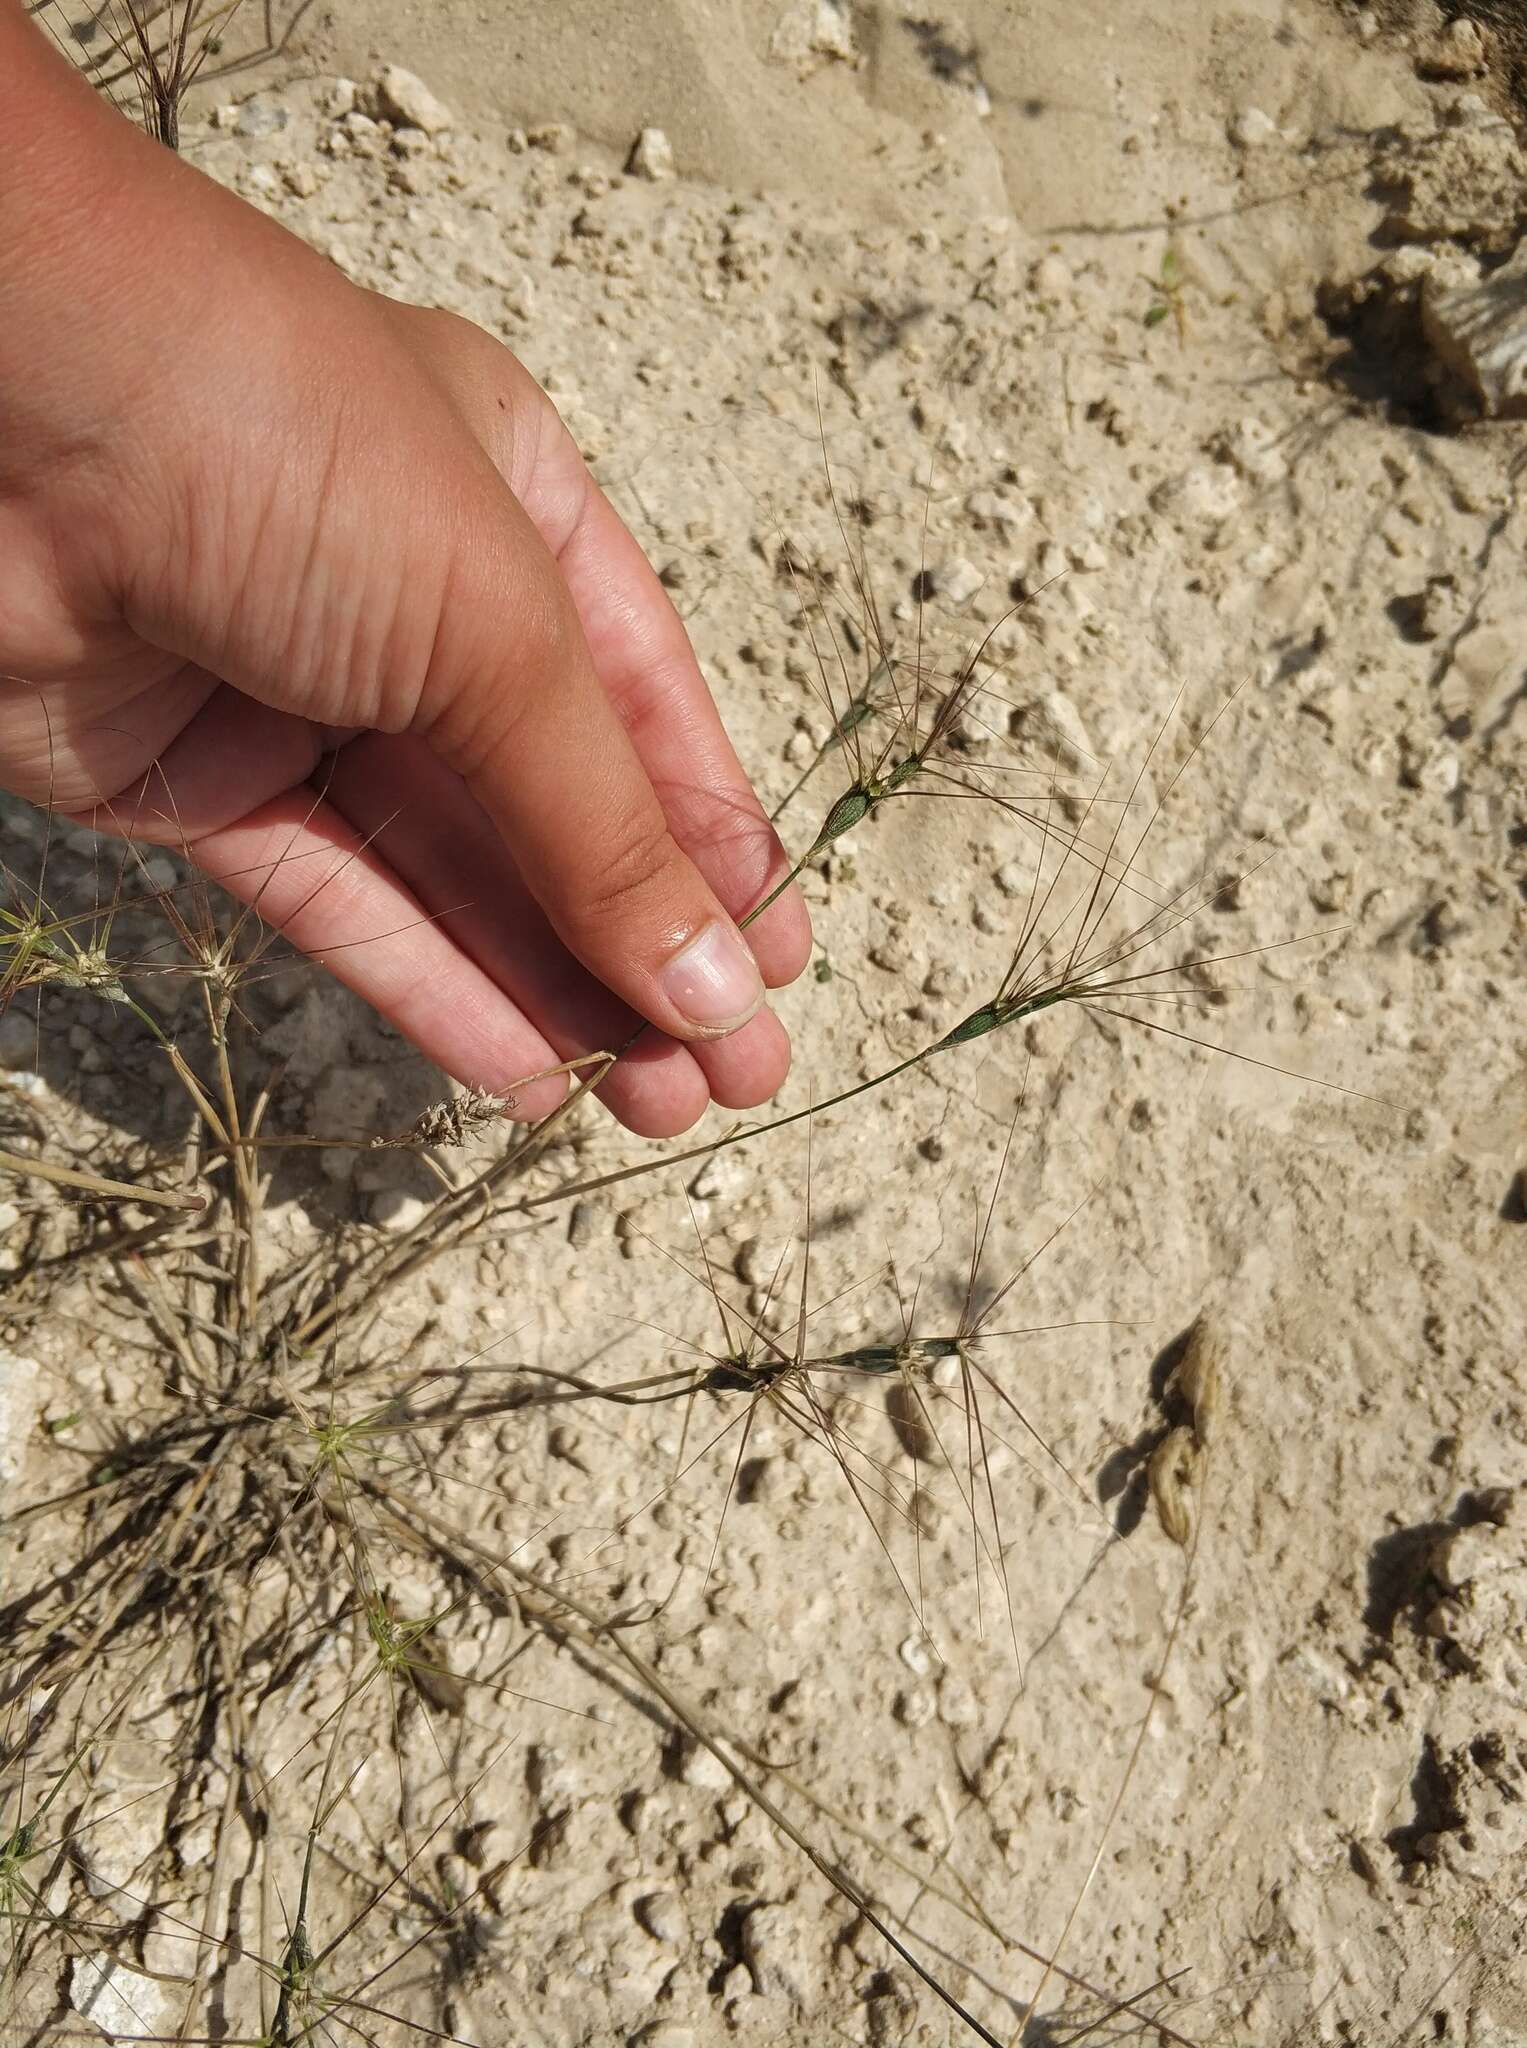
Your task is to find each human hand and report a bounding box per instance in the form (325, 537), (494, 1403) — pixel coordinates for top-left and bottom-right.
(0, 10), (809, 1136)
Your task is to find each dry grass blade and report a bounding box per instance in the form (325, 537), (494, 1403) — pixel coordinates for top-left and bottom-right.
(0, 1143), (201, 1210)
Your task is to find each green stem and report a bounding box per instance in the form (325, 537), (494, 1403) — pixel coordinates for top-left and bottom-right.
(525, 985), (1072, 1217)
(519, 1045), (929, 1213)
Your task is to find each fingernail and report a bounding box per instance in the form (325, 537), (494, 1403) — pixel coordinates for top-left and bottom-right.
(660, 920), (765, 1035)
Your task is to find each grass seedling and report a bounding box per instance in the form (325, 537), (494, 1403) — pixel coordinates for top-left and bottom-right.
(1142, 236), (1192, 346)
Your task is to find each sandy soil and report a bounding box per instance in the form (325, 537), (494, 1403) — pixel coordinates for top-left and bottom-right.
(4, 3), (1526, 2045)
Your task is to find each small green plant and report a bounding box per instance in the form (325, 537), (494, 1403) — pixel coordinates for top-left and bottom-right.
(1142, 236), (1192, 344)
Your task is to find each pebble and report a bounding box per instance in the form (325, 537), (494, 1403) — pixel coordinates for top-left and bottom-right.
(898, 1632), (935, 1676)
(733, 1236), (782, 1288)
(628, 126), (677, 180)
(1407, 739), (1461, 797)
(993, 859), (1027, 897)
(324, 77), (358, 117)
(1432, 1523), (1507, 1591)
(283, 162), (319, 198)
(893, 1683), (937, 1729)
(935, 556), (984, 607)
(1031, 251), (1071, 297)
(964, 486), (1033, 536)
(567, 1200), (600, 1248)
(70, 1956), (173, 2039)
(690, 1155), (748, 1202)
(1228, 106), (1279, 149)
(1421, 246), (1527, 418)
(343, 110), (384, 157)
(676, 1735), (734, 1791)
(0, 1350), (40, 1490)
(741, 1901), (808, 2000)
(369, 1189), (432, 1233)
(636, 1890), (688, 1944)
(1149, 464), (1242, 524)
(235, 96), (287, 137)
(374, 63), (453, 135)
(1415, 17), (1488, 79)
(770, 0), (858, 72)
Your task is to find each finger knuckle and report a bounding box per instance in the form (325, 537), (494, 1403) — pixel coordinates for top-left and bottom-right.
(577, 807), (680, 929)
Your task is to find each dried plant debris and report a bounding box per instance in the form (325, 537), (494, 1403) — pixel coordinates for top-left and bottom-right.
(373, 1084), (510, 1147)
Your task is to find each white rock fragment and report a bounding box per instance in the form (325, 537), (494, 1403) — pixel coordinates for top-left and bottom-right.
(1433, 1522), (1514, 1591)
(0, 1350), (40, 1496)
(324, 76), (358, 118)
(374, 64), (453, 135)
(70, 1954), (174, 2039)
(1228, 106), (1279, 149)
(503, 274), (536, 321)
(1421, 247), (1527, 417)
(1213, 414), (1289, 484)
(770, 0), (858, 74)
(637, 1890), (688, 1944)
(734, 1235), (786, 1288)
(1007, 689), (1097, 775)
(676, 1735), (734, 1791)
(1032, 251), (1071, 297)
(893, 1683), (937, 1728)
(1149, 463), (1242, 524)
(935, 556), (985, 607)
(369, 1189), (432, 1234)
(1382, 107), (1525, 250)
(628, 126), (676, 180)
(898, 1632), (935, 1676)
(689, 1154), (748, 1202)
(741, 1901), (808, 2001)
(1415, 17), (1489, 79)
(235, 96), (287, 138)
(964, 486), (1033, 536)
